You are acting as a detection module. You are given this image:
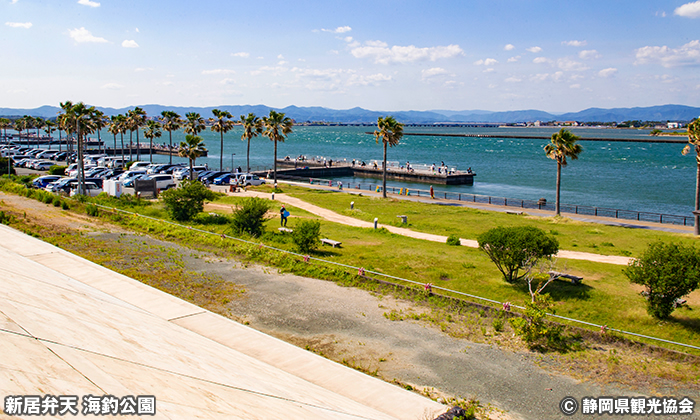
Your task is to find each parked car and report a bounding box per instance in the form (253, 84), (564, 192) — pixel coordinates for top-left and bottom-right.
(213, 173), (239, 185)
(32, 161), (56, 171)
(237, 173), (265, 186)
(128, 161), (152, 171)
(144, 174), (176, 190)
(69, 182), (103, 197)
(32, 175), (63, 189)
(199, 171), (228, 184)
(173, 165), (208, 180)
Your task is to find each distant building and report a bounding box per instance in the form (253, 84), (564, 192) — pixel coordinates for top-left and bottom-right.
(668, 122), (679, 129)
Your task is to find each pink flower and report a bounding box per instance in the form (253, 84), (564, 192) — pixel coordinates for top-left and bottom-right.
(221, 234), (226, 239)
(303, 255), (310, 263)
(601, 325), (608, 334)
(358, 267), (365, 276)
(502, 302), (511, 312)
(424, 283), (433, 292)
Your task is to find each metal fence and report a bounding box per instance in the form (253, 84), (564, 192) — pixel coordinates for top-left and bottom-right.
(277, 174), (694, 227)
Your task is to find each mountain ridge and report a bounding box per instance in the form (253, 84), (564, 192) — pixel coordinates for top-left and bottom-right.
(1, 104), (698, 124)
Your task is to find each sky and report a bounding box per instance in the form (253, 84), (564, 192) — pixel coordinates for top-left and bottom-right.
(2, 0), (700, 113)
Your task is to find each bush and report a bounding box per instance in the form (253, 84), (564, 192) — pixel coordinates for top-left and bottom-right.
(477, 226), (559, 283)
(159, 180), (219, 222)
(48, 165), (66, 176)
(86, 204), (99, 217)
(292, 220), (321, 253)
(61, 200), (70, 210)
(52, 197), (62, 207)
(446, 234), (461, 246)
(509, 293), (565, 351)
(229, 197), (271, 237)
(0, 158), (15, 176)
(624, 241), (700, 319)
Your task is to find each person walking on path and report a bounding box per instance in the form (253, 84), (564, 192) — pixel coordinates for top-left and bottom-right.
(430, 185), (434, 199)
(280, 205), (289, 227)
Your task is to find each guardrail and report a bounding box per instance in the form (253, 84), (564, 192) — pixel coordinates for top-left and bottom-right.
(277, 174), (694, 227)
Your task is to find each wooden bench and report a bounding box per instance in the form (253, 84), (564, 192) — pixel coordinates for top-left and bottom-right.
(278, 227), (293, 233)
(321, 238), (342, 248)
(548, 271), (583, 285)
(397, 215), (407, 224)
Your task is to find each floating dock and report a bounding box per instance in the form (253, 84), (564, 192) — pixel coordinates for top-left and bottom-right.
(274, 160), (475, 185)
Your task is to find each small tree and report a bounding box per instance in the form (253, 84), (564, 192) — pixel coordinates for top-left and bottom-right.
(478, 226), (559, 283)
(624, 241), (700, 319)
(230, 197), (271, 237)
(292, 220), (321, 253)
(160, 180), (218, 221)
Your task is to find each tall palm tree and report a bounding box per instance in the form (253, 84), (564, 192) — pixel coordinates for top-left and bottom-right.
(160, 111), (182, 165)
(61, 102), (98, 194)
(240, 113), (262, 173)
(58, 101), (75, 157)
(0, 118), (10, 142)
(43, 120), (56, 150)
(13, 118), (27, 145)
(33, 117), (45, 146)
(92, 110), (107, 154)
(184, 112), (205, 136)
(144, 120), (162, 163)
(128, 107), (147, 161)
(178, 134), (207, 181)
(683, 119), (700, 234)
(544, 128), (583, 216)
(108, 116), (121, 162)
(115, 114), (128, 165)
(262, 110), (293, 186)
(373, 116), (404, 198)
(210, 109), (234, 171)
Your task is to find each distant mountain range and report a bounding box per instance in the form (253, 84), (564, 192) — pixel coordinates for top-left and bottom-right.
(1, 104), (698, 124)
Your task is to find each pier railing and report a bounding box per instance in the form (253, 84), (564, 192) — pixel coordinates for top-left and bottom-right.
(277, 174), (694, 227)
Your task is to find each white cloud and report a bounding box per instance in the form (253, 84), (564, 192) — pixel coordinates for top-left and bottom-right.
(11, 0), (18, 3)
(675, 1), (700, 18)
(557, 58), (588, 71)
(219, 78), (236, 85)
(504, 44), (515, 51)
(579, 49), (601, 59)
(483, 68), (495, 73)
(135, 28), (139, 33)
(474, 58), (498, 66)
(202, 69), (236, 75)
(507, 56), (520, 63)
(121, 40), (138, 48)
(598, 68), (618, 78)
(321, 26), (352, 34)
(505, 76), (522, 83)
(134, 67), (153, 72)
(533, 57), (552, 64)
(232, 52), (250, 58)
(346, 73), (392, 86)
(421, 67), (448, 79)
(101, 83), (123, 90)
(277, 54), (285, 60)
(531, 71), (564, 82)
(570, 84), (581, 89)
(350, 40), (463, 64)
(656, 11), (667, 17)
(68, 27), (108, 43)
(635, 40), (700, 67)
(526, 46), (542, 53)
(77, 0), (100, 7)
(5, 22), (32, 29)
(563, 40), (587, 47)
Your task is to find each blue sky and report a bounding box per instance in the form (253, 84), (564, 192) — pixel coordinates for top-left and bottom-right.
(3, 0), (700, 112)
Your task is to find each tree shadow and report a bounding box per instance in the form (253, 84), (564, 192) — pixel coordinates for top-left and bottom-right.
(670, 309), (700, 335)
(514, 279), (593, 301)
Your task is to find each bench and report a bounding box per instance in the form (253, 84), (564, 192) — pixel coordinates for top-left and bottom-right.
(548, 271), (583, 285)
(321, 238), (342, 248)
(397, 215), (407, 224)
(278, 227), (294, 233)
(506, 211), (523, 215)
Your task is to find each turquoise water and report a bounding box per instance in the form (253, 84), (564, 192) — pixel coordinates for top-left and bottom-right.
(93, 126), (696, 217)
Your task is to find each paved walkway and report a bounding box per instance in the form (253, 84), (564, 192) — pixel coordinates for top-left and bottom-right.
(0, 224), (444, 419)
(215, 187), (633, 266)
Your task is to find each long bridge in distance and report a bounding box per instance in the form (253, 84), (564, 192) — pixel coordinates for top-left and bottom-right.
(365, 132), (687, 144)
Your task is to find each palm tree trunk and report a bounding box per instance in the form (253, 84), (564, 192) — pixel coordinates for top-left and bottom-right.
(150, 138), (153, 163)
(695, 161), (700, 235)
(120, 133), (125, 165)
(382, 141), (388, 198)
(555, 162), (562, 216)
(246, 138), (251, 172)
(273, 138), (278, 185)
(129, 131), (133, 161)
(189, 159), (195, 181)
(58, 130), (62, 152)
(168, 130), (173, 165)
(220, 132), (224, 172)
(136, 129), (141, 161)
(113, 134), (116, 155)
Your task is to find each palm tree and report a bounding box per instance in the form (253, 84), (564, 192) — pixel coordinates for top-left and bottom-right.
(683, 119), (700, 234)
(108, 116), (121, 162)
(0, 118), (10, 142)
(240, 113), (262, 173)
(160, 111), (182, 165)
(61, 101), (99, 194)
(43, 120), (56, 150)
(373, 116), (404, 198)
(544, 128), (583, 216)
(13, 118), (27, 144)
(58, 101), (75, 156)
(210, 109), (234, 171)
(115, 114), (128, 165)
(184, 112), (205, 136)
(128, 107), (147, 161)
(262, 110), (293, 186)
(33, 117), (45, 146)
(178, 134), (207, 181)
(92, 110), (107, 154)
(144, 120), (162, 163)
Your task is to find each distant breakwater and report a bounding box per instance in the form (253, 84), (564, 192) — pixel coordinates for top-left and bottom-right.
(365, 132), (687, 144)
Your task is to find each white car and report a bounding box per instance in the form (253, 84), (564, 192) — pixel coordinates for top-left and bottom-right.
(173, 165), (208, 180)
(237, 173), (265, 186)
(145, 174), (176, 190)
(69, 182), (103, 197)
(33, 161), (55, 171)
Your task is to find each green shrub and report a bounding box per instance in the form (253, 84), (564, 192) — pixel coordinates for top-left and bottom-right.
(160, 180), (219, 221)
(229, 196), (271, 237)
(446, 234), (461, 246)
(52, 197), (62, 207)
(0, 158), (16, 176)
(292, 220), (321, 253)
(61, 200), (70, 210)
(477, 226), (559, 283)
(0, 210), (13, 225)
(624, 241), (700, 319)
(193, 212), (230, 225)
(86, 204), (99, 217)
(48, 165), (66, 176)
(509, 293), (565, 351)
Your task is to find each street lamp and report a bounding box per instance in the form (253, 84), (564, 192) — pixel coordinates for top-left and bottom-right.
(231, 153), (236, 173)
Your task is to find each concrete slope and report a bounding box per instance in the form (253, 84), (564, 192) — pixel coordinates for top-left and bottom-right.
(0, 224), (444, 420)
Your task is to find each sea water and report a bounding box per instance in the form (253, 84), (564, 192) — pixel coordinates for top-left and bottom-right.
(96, 125), (695, 217)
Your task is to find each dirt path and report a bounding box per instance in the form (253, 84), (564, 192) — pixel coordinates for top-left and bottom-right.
(2, 192), (697, 420)
(210, 190), (633, 266)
